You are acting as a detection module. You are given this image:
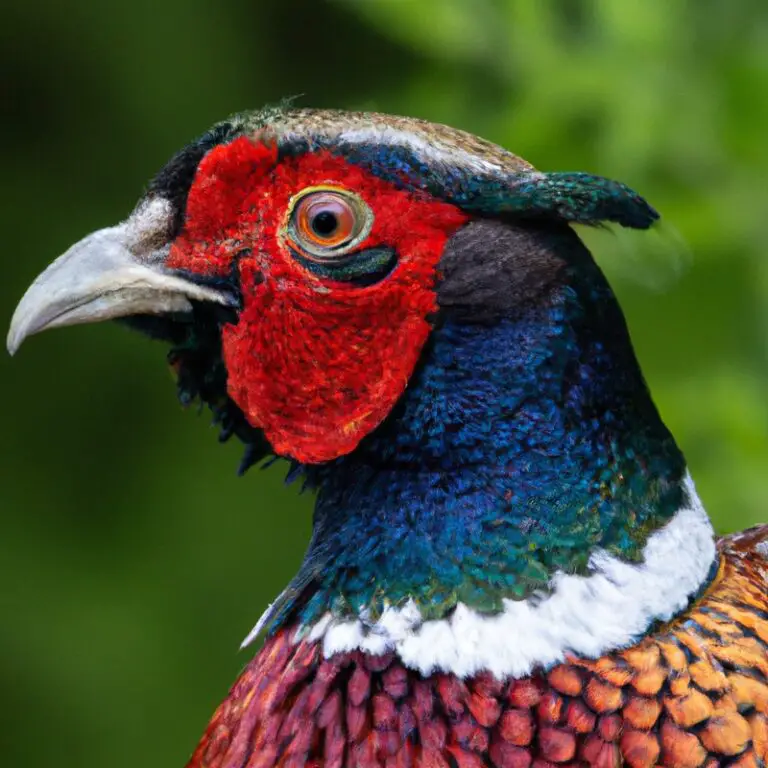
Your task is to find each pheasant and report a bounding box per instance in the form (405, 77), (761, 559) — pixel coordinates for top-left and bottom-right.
(8, 108), (768, 768)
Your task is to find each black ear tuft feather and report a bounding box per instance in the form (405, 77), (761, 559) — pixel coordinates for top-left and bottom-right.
(463, 172), (659, 230)
(514, 173), (660, 229)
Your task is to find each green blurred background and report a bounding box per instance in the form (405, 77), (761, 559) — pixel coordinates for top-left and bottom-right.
(2, 1), (767, 766)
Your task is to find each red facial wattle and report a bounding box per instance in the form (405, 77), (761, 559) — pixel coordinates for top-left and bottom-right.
(166, 136), (468, 463)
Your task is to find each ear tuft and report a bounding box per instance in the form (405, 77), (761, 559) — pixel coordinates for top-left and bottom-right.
(519, 172), (660, 229)
(476, 172), (660, 230)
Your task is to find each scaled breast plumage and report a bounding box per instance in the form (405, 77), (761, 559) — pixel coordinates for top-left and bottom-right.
(189, 527), (768, 768)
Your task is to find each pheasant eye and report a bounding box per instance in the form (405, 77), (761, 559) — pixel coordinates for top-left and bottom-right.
(288, 188), (373, 260)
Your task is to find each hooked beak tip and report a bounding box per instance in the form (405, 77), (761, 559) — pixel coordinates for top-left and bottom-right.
(7, 328), (23, 356)
(6, 284), (53, 356)
(6, 333), (20, 357)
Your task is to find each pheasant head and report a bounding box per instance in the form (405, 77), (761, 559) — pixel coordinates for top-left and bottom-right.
(8, 107), (711, 676)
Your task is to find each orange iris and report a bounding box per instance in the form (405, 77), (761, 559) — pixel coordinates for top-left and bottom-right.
(295, 192), (358, 251)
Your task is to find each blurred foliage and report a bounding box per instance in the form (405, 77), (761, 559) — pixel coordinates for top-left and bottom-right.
(1, 1), (767, 767)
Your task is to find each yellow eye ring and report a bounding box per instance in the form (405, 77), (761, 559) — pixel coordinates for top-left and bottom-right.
(286, 186), (373, 261)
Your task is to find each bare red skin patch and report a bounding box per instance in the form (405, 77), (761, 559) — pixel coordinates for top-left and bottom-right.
(167, 136), (468, 463)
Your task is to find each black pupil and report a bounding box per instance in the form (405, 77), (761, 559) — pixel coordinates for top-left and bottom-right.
(311, 211), (339, 238)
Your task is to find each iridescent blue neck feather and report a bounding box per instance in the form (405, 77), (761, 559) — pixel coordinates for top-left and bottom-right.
(268, 222), (685, 631)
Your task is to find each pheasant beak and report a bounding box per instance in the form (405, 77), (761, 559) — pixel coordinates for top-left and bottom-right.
(7, 199), (236, 355)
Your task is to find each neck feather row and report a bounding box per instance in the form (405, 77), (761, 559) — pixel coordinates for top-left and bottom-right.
(248, 269), (716, 669)
(301, 474), (715, 679)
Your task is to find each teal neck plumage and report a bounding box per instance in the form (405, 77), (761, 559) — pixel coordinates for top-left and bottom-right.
(268, 239), (686, 631)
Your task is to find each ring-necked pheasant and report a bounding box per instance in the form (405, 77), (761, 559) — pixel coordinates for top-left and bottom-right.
(8, 108), (768, 768)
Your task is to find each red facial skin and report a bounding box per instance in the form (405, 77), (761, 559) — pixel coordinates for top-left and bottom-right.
(167, 136), (468, 463)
